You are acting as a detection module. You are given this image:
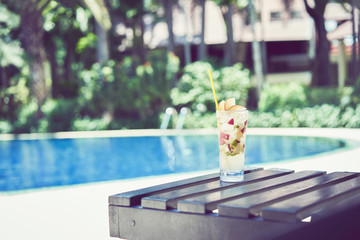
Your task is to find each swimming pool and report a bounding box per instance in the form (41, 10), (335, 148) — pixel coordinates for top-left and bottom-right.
(0, 132), (350, 192)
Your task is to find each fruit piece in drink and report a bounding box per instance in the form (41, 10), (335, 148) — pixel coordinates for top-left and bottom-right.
(228, 105), (246, 111)
(220, 132), (230, 140)
(219, 98), (246, 111)
(219, 100), (225, 111)
(224, 98), (236, 110)
(227, 118), (234, 125)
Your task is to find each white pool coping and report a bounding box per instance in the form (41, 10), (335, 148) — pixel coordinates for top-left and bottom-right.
(0, 128), (360, 240)
(0, 128), (219, 140)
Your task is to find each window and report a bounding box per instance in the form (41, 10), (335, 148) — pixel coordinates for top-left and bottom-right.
(290, 11), (303, 19)
(270, 12), (281, 21)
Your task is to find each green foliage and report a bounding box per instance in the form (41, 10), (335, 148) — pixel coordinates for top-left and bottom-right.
(0, 3), (20, 30)
(178, 80), (360, 129)
(12, 101), (39, 133)
(0, 121), (11, 133)
(307, 87), (340, 106)
(0, 78), (29, 122)
(182, 112), (217, 129)
(351, 75), (360, 106)
(246, 82), (360, 128)
(258, 82), (357, 113)
(0, 3), (24, 68)
(248, 104), (360, 128)
(0, 39), (24, 68)
(43, 3), (96, 98)
(306, 87), (354, 106)
(72, 117), (109, 131)
(41, 98), (80, 132)
(76, 33), (97, 53)
(12, 98), (82, 134)
(171, 61), (251, 114)
(258, 82), (308, 112)
(78, 49), (180, 129)
(179, 103), (360, 129)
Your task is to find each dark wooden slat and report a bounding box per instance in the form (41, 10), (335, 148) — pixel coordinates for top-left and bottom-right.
(177, 170), (325, 214)
(141, 169), (294, 210)
(310, 189), (360, 222)
(109, 173), (218, 206)
(269, 194), (360, 240)
(261, 176), (360, 223)
(218, 172), (359, 218)
(109, 166), (263, 206)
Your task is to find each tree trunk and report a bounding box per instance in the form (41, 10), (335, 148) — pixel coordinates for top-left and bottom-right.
(249, 0), (264, 101)
(304, 0), (331, 86)
(0, 67), (8, 88)
(164, 0), (175, 53)
(44, 33), (60, 98)
(133, 20), (146, 64)
(351, 2), (358, 83)
(227, 4), (235, 65)
(183, 0), (191, 65)
(19, 0), (47, 118)
(198, 0), (207, 60)
(314, 16), (331, 86)
(222, 4), (235, 66)
(136, 4), (146, 64)
(64, 42), (73, 83)
(95, 20), (110, 63)
(358, 7), (360, 76)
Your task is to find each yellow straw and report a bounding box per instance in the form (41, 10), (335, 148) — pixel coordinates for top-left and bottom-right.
(208, 69), (219, 110)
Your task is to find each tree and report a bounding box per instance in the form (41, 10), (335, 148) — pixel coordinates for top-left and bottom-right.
(182, 0), (192, 65)
(163, 0), (176, 53)
(213, 0), (236, 66)
(357, 1), (360, 75)
(3, 0), (113, 112)
(304, 0), (331, 86)
(248, 0), (264, 100)
(84, 0), (112, 62)
(224, 3), (236, 66)
(5, 0), (51, 118)
(44, 1), (93, 98)
(196, 0), (207, 60)
(109, 0), (147, 63)
(340, 0), (360, 84)
(336, 0), (360, 84)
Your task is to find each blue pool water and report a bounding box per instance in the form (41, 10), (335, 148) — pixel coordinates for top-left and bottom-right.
(0, 134), (349, 192)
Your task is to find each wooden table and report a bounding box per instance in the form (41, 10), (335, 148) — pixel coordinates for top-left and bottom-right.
(108, 167), (360, 240)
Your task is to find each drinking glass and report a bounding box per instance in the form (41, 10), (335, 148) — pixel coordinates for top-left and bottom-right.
(216, 109), (248, 182)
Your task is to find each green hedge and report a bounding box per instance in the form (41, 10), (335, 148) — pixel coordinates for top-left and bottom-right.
(258, 82), (355, 112)
(249, 104), (360, 128)
(258, 83), (308, 112)
(178, 104), (360, 129)
(174, 73), (360, 129)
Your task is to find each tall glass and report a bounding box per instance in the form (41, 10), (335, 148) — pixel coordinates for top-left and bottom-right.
(216, 109), (248, 182)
